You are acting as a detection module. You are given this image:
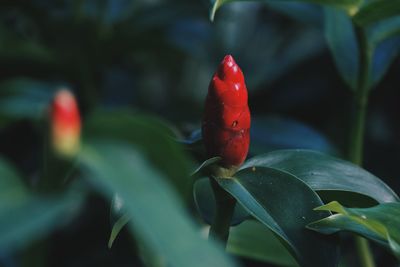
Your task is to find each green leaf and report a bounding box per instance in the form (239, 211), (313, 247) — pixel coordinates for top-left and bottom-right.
(108, 213), (131, 249)
(353, 0), (400, 26)
(210, 0), (361, 22)
(368, 36), (400, 88)
(84, 111), (192, 198)
(0, 158), (85, 252)
(368, 16), (400, 46)
(191, 157), (221, 176)
(228, 220), (299, 266)
(324, 7), (359, 90)
(0, 157), (27, 197)
(241, 149), (399, 205)
(216, 167), (339, 267)
(108, 193), (130, 248)
(193, 178), (249, 226)
(308, 201), (400, 259)
(80, 142), (238, 267)
(366, 17), (400, 89)
(0, 190), (84, 252)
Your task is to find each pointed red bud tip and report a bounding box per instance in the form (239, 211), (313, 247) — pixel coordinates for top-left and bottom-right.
(202, 55), (251, 168)
(51, 89), (81, 157)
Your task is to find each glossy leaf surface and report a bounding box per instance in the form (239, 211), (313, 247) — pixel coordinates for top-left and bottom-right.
(241, 149), (399, 205)
(308, 201), (400, 259)
(217, 167), (339, 267)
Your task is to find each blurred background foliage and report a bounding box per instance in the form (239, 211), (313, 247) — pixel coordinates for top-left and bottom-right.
(0, 0), (400, 266)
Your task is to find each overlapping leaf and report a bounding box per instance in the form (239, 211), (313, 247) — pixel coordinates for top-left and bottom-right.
(228, 220), (299, 266)
(80, 142), (238, 267)
(216, 167), (339, 267)
(241, 149), (399, 205)
(193, 178), (249, 226)
(353, 0), (400, 26)
(308, 201), (400, 259)
(324, 7), (359, 91)
(83, 111), (192, 198)
(0, 158), (84, 252)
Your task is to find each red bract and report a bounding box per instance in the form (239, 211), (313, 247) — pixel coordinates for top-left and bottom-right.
(202, 55), (251, 167)
(51, 89), (81, 157)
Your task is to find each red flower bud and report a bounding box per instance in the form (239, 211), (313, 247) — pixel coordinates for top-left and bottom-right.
(202, 55), (251, 167)
(51, 89), (81, 157)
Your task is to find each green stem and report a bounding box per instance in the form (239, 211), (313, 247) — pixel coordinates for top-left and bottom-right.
(209, 178), (236, 248)
(348, 24), (375, 267)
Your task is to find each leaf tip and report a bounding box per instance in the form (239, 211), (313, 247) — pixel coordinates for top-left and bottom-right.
(210, 0), (223, 22)
(108, 236), (114, 249)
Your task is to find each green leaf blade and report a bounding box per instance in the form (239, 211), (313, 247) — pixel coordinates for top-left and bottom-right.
(241, 149), (399, 205)
(308, 201), (400, 259)
(217, 167), (339, 267)
(80, 142), (238, 267)
(353, 0), (400, 26)
(324, 7), (359, 90)
(228, 220), (299, 266)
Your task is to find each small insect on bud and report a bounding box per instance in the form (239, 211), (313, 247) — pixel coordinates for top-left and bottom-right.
(202, 55), (251, 168)
(51, 89), (81, 157)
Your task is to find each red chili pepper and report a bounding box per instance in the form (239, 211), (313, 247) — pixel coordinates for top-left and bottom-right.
(202, 55), (250, 167)
(51, 89), (81, 157)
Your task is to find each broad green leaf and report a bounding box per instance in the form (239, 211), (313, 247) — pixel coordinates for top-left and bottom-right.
(0, 189), (84, 252)
(364, 17), (400, 89)
(193, 178), (249, 226)
(353, 0), (400, 26)
(80, 142), (238, 267)
(241, 149), (399, 205)
(368, 36), (400, 88)
(368, 16), (400, 46)
(0, 157), (27, 198)
(324, 7), (359, 91)
(308, 201), (400, 259)
(0, 159), (84, 251)
(217, 167), (339, 267)
(84, 111), (192, 198)
(210, 0), (361, 22)
(228, 220), (299, 266)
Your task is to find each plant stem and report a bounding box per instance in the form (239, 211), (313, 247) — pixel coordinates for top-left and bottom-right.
(348, 24), (375, 267)
(209, 178), (236, 248)
(348, 25), (371, 166)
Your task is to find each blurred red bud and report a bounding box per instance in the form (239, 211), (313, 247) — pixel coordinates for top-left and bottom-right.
(202, 55), (251, 167)
(51, 89), (81, 157)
